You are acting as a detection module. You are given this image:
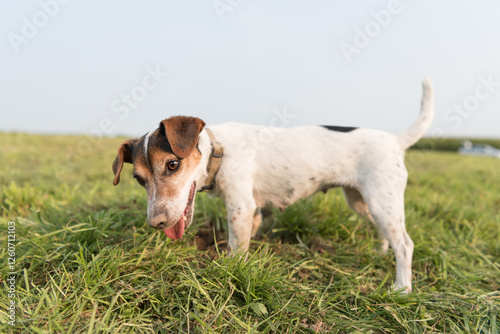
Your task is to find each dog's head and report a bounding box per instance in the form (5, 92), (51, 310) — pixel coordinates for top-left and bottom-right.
(112, 116), (206, 239)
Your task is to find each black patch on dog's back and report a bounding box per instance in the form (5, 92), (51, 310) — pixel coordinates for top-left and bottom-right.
(321, 125), (358, 133)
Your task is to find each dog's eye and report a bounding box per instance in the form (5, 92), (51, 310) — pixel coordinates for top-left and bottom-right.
(134, 175), (146, 186)
(167, 160), (180, 171)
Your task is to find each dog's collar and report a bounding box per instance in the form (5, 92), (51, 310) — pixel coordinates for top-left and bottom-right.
(199, 128), (224, 192)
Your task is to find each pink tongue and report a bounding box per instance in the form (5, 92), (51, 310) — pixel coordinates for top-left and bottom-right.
(163, 218), (185, 240)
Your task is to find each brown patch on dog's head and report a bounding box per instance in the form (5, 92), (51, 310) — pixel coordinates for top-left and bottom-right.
(112, 138), (139, 186)
(160, 116), (205, 158)
(112, 116), (205, 188)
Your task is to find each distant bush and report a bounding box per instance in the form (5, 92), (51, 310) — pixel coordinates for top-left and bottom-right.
(411, 137), (500, 152)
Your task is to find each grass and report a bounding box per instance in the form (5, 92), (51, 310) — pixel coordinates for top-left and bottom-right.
(0, 132), (499, 333)
(410, 137), (500, 152)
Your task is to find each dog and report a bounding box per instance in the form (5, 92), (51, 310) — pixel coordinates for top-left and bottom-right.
(112, 78), (434, 292)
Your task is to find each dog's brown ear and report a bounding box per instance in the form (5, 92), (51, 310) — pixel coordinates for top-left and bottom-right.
(112, 139), (137, 186)
(160, 116), (206, 158)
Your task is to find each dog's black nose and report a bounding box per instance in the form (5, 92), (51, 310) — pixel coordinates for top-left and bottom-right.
(156, 221), (166, 229)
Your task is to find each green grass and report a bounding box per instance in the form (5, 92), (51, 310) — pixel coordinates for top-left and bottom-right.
(410, 137), (500, 152)
(1, 133), (499, 333)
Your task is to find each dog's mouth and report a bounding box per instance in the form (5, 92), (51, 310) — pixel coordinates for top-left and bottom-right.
(163, 182), (196, 240)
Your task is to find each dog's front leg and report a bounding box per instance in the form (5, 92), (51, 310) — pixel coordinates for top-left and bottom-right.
(226, 199), (257, 256)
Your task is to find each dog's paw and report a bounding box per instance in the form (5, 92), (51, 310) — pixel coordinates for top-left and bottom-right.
(391, 283), (411, 294)
(379, 239), (390, 254)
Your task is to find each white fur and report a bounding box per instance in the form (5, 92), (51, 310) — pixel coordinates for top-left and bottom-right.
(190, 78), (433, 292)
(143, 128), (156, 158)
(147, 162), (199, 229)
(144, 129), (157, 220)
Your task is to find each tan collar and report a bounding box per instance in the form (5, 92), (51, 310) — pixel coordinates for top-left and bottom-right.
(199, 128), (224, 192)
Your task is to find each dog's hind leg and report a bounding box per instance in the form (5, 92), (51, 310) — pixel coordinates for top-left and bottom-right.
(343, 187), (389, 253)
(359, 185), (414, 293)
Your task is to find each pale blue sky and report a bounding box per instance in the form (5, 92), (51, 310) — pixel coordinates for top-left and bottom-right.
(1, 0), (499, 138)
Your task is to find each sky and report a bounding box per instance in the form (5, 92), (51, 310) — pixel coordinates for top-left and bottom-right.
(1, 0), (499, 138)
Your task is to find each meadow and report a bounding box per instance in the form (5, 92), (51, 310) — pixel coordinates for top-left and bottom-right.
(0, 133), (499, 333)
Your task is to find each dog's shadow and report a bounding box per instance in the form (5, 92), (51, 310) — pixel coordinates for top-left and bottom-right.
(194, 207), (304, 258)
(195, 220), (227, 258)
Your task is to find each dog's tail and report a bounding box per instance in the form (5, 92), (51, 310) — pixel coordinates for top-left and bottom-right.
(397, 77), (434, 150)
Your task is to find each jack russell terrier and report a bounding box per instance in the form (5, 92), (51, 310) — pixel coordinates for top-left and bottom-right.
(112, 78), (434, 292)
